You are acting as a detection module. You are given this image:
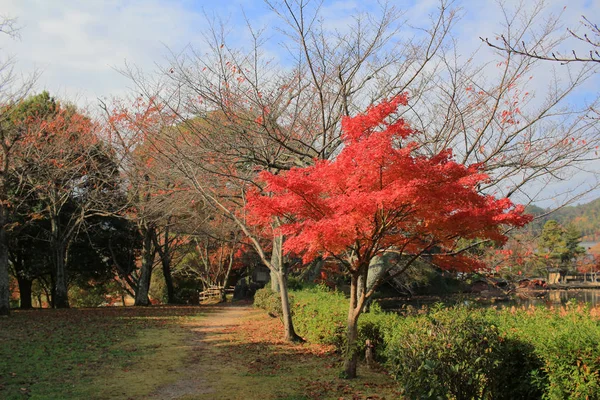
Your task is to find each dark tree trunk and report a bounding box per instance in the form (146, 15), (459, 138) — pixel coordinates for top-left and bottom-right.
(0, 210), (10, 316)
(17, 276), (32, 309)
(135, 228), (154, 306)
(162, 260), (174, 304)
(53, 245), (69, 309)
(50, 216), (69, 309)
(154, 224), (175, 304)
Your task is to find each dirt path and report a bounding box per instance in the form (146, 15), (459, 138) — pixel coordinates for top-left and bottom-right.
(147, 304), (258, 400)
(144, 303), (399, 400)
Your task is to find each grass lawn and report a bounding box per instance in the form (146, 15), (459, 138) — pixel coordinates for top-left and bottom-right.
(0, 304), (399, 399)
(0, 306), (202, 400)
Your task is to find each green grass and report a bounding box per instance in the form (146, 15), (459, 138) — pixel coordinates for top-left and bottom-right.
(0, 304), (400, 400)
(0, 306), (203, 400)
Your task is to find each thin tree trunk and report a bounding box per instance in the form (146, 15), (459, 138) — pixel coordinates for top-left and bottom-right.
(0, 212), (9, 316)
(270, 234), (282, 292)
(343, 314), (360, 378)
(135, 228), (154, 306)
(220, 247), (235, 302)
(17, 276), (32, 309)
(276, 269), (303, 342)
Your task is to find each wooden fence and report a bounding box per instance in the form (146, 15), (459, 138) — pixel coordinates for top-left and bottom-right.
(198, 286), (235, 302)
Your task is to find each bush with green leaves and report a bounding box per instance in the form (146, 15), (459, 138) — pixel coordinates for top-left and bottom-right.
(489, 304), (600, 399)
(289, 285), (394, 357)
(254, 287), (600, 398)
(253, 286), (292, 317)
(385, 306), (544, 399)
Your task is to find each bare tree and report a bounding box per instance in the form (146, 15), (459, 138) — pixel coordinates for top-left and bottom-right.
(481, 2), (600, 123)
(102, 96), (202, 305)
(122, 0), (599, 344)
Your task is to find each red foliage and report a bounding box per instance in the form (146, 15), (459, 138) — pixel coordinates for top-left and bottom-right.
(247, 95), (531, 272)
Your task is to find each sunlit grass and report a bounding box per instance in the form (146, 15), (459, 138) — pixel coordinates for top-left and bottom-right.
(0, 306), (203, 400)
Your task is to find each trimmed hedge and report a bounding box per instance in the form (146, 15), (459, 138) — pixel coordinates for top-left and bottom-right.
(254, 286), (600, 399)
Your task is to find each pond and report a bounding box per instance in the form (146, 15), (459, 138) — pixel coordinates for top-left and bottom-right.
(379, 289), (600, 311)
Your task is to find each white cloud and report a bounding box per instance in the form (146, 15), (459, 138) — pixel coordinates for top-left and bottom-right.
(0, 0), (207, 106)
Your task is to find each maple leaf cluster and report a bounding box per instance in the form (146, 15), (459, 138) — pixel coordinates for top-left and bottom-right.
(247, 95), (532, 272)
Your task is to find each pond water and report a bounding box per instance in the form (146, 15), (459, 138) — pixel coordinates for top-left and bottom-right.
(513, 289), (600, 307)
(379, 289), (600, 311)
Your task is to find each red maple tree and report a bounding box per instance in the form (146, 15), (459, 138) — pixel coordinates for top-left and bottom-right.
(247, 95), (532, 378)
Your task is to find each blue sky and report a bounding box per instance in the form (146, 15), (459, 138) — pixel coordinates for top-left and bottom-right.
(1, 0), (597, 106)
(1, 0), (599, 206)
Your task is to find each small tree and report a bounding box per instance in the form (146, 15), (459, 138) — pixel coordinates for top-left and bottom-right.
(538, 220), (585, 271)
(247, 96), (531, 378)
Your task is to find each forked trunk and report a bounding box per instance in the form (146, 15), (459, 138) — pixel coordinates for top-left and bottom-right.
(343, 269), (367, 378)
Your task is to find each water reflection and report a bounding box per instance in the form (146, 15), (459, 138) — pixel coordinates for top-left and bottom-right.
(380, 289), (600, 311)
(517, 289), (600, 307)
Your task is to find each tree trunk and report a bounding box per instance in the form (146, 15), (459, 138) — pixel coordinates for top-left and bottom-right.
(270, 234), (283, 292)
(343, 269), (366, 378)
(162, 259), (175, 304)
(343, 314), (360, 378)
(0, 212), (9, 316)
(53, 246), (69, 308)
(17, 276), (32, 309)
(276, 269), (303, 342)
(135, 228), (154, 306)
(156, 225), (175, 304)
(220, 250), (235, 302)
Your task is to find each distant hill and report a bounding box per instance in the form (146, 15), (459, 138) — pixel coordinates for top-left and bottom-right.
(526, 198), (600, 242)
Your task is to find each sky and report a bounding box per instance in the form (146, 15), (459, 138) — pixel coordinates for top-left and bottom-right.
(0, 0), (599, 206)
(1, 0), (597, 106)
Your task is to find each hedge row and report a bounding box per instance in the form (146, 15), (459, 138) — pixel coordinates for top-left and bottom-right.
(254, 286), (600, 399)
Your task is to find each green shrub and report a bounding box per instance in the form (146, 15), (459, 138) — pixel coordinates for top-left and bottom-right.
(386, 307), (521, 399)
(68, 285), (108, 307)
(287, 276), (304, 291)
(291, 286), (394, 356)
(253, 286), (292, 317)
(491, 305), (600, 399)
(255, 287), (600, 399)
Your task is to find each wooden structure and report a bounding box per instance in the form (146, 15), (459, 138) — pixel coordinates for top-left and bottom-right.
(198, 286), (235, 302)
